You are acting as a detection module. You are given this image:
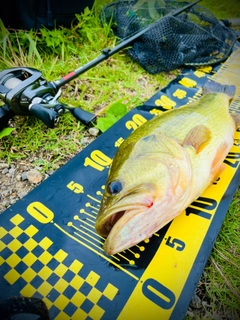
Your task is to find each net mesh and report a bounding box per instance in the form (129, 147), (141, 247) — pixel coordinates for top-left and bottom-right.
(101, 0), (237, 74)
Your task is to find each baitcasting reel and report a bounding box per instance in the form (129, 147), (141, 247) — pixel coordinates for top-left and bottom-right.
(0, 67), (96, 130)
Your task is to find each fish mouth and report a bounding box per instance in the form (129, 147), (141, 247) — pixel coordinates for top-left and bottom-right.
(96, 201), (149, 237)
(96, 191), (155, 255)
(96, 186), (154, 233)
(102, 205), (150, 255)
(104, 210), (125, 234)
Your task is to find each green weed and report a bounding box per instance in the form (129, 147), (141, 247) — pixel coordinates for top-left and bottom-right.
(0, 127), (15, 139)
(95, 99), (128, 132)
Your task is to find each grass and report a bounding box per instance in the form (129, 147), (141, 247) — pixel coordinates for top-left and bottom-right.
(0, 0), (239, 318)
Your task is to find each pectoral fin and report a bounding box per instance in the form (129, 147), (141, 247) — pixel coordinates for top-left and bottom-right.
(183, 125), (212, 153)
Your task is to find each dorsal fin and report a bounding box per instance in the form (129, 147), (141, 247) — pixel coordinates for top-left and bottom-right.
(183, 125), (212, 153)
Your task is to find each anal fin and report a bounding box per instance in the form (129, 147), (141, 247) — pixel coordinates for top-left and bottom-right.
(211, 163), (226, 183)
(231, 113), (240, 129)
(211, 142), (229, 181)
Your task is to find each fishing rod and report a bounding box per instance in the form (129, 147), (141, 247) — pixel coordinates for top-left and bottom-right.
(0, 0), (201, 130)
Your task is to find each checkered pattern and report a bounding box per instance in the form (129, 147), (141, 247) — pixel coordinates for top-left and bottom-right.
(0, 214), (119, 319)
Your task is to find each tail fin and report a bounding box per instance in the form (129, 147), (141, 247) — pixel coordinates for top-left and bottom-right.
(210, 48), (240, 100)
(202, 80), (236, 99)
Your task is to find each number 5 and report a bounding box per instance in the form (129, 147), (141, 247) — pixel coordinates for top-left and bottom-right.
(67, 181), (84, 194)
(165, 236), (185, 251)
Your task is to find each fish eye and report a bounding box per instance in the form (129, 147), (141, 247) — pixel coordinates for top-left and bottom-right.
(107, 180), (123, 196)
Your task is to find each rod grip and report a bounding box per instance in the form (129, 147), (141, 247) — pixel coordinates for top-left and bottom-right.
(71, 108), (96, 126)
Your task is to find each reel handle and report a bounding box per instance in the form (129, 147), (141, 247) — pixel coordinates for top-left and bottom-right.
(71, 107), (96, 126)
(29, 104), (59, 128)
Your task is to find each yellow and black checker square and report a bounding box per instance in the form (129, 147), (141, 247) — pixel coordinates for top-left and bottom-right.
(71, 308), (88, 320)
(38, 250), (53, 265)
(53, 278), (69, 294)
(37, 281), (53, 296)
(85, 270), (100, 287)
(70, 290), (86, 308)
(38, 265), (53, 280)
(22, 251), (37, 267)
(61, 301), (78, 318)
(54, 249), (68, 263)
(20, 283), (37, 297)
(88, 304), (105, 320)
(87, 287), (102, 304)
(9, 225), (23, 238)
(21, 267), (37, 283)
(69, 274), (85, 291)
(53, 263), (68, 278)
(8, 238), (22, 253)
(24, 225), (38, 238)
(103, 283), (119, 301)
(4, 269), (21, 285)
(23, 238), (38, 251)
(39, 237), (53, 250)
(5, 253), (21, 268)
(61, 268), (76, 283)
(54, 294), (70, 311)
(0, 227), (8, 239)
(14, 260), (29, 275)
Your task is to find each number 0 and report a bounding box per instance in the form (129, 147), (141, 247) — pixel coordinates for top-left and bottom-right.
(142, 278), (175, 309)
(27, 202), (54, 224)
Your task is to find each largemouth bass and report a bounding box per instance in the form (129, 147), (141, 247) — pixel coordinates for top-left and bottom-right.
(95, 81), (240, 255)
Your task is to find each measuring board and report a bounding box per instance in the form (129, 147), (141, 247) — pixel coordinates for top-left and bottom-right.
(0, 47), (240, 320)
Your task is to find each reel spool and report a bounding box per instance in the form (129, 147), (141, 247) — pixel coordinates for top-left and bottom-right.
(1, 74), (22, 89)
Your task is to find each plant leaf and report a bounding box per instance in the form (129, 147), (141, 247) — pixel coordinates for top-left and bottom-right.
(107, 102), (128, 118)
(25, 33), (42, 63)
(95, 113), (117, 132)
(0, 127), (15, 139)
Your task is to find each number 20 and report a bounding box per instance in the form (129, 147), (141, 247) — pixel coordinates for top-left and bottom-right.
(125, 114), (147, 131)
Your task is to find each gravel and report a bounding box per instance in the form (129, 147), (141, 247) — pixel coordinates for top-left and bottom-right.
(0, 160), (52, 213)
